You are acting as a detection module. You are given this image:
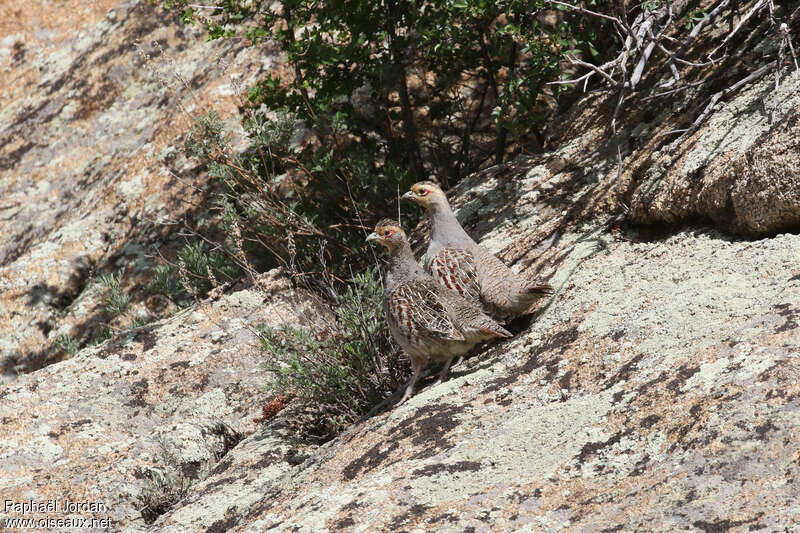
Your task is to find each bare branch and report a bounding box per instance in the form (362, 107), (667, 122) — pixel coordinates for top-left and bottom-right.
(566, 55), (622, 87)
(708, 0), (767, 60)
(673, 60), (776, 145)
(545, 0), (624, 26)
(781, 23), (799, 71)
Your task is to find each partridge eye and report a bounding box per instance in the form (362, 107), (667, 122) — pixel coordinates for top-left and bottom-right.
(384, 230), (395, 237)
(419, 189), (430, 196)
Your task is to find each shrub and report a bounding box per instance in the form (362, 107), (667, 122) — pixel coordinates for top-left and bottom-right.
(100, 271), (131, 318)
(145, 264), (183, 305)
(137, 437), (194, 525)
(171, 0), (581, 181)
(145, 237), (242, 306)
(176, 239), (240, 295)
(183, 108), (415, 281)
(159, 0), (602, 282)
(137, 423), (242, 524)
(258, 267), (407, 441)
(54, 334), (79, 356)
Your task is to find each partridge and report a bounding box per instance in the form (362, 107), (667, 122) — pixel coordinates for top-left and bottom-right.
(403, 181), (552, 323)
(367, 220), (511, 404)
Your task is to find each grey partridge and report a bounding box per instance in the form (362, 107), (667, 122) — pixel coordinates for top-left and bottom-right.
(367, 220), (511, 405)
(403, 181), (552, 323)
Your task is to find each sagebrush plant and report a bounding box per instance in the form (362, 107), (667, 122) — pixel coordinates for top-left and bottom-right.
(100, 271), (132, 318)
(137, 437), (194, 525)
(176, 239), (240, 295)
(259, 267), (407, 441)
(182, 107), (414, 281)
(145, 264), (182, 305)
(91, 324), (114, 346)
(145, 237), (242, 305)
(137, 424), (242, 523)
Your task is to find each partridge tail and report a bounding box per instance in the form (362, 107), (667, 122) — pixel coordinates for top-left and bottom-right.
(479, 323), (512, 338)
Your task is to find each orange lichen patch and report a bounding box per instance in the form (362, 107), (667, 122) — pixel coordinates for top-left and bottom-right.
(254, 394), (295, 423)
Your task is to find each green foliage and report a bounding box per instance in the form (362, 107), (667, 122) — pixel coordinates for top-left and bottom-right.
(259, 268), (406, 440)
(175, 0), (582, 181)
(183, 110), (229, 162)
(146, 238), (241, 305)
(684, 7), (708, 29)
(100, 271), (131, 318)
(91, 324), (114, 345)
(146, 264), (183, 304)
(177, 240), (239, 295)
(54, 334), (79, 356)
(137, 437), (194, 525)
(184, 108), (414, 279)
(160, 0), (615, 279)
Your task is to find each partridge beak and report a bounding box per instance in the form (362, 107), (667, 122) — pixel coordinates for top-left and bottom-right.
(401, 191), (414, 200)
(366, 232), (380, 242)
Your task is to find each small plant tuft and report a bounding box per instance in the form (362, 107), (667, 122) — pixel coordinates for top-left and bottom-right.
(259, 268), (407, 441)
(54, 334), (79, 356)
(176, 240), (239, 296)
(100, 271), (131, 318)
(137, 424), (243, 524)
(91, 324), (114, 346)
(146, 264), (183, 305)
(137, 438), (194, 525)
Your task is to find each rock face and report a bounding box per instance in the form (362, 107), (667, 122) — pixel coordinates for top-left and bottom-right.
(2, 1), (800, 532)
(0, 0), (277, 374)
(628, 70), (800, 236)
(0, 270), (320, 532)
(148, 192), (800, 532)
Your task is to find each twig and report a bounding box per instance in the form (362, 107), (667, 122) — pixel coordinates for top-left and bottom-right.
(674, 60), (776, 144)
(546, 0), (624, 26)
(781, 23), (798, 71)
(708, 0), (767, 60)
(565, 55), (622, 87)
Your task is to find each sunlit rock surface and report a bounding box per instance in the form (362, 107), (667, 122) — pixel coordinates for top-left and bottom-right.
(1, 1), (799, 531)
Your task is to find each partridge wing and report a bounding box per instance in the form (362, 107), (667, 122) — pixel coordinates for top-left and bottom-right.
(429, 247), (482, 305)
(388, 281), (465, 341)
(440, 291), (513, 339)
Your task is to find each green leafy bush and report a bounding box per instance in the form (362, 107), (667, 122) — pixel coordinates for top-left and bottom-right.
(259, 268), (406, 441)
(161, 0), (606, 280)
(54, 334), (79, 356)
(176, 240), (240, 295)
(183, 107), (414, 280)
(145, 237), (241, 305)
(174, 0), (580, 181)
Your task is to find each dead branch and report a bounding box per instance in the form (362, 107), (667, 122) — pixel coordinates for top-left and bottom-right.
(674, 60), (776, 144)
(708, 0), (768, 60)
(544, 0), (782, 210)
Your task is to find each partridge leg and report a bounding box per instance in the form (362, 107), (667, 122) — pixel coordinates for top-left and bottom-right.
(432, 357), (454, 387)
(398, 360), (422, 405)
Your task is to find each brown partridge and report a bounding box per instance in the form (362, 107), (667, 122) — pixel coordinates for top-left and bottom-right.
(367, 220), (511, 405)
(403, 181), (552, 323)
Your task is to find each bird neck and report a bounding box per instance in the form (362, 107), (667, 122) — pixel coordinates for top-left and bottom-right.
(428, 201), (471, 245)
(385, 242), (427, 291)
